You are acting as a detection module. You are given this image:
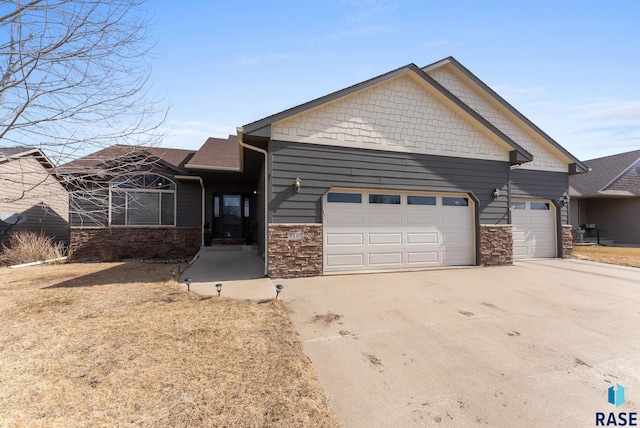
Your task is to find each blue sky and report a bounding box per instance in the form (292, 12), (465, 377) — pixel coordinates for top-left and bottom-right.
(149, 1), (640, 161)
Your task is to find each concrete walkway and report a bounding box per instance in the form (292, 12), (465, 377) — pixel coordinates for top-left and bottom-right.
(179, 248), (277, 300)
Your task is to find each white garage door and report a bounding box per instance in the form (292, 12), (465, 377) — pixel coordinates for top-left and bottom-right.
(511, 199), (556, 260)
(323, 190), (474, 273)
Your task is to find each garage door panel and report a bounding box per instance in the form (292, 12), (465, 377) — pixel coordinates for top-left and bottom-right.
(441, 213), (470, 225)
(443, 249), (473, 264)
(369, 213), (402, 225)
(369, 233), (402, 245)
(326, 253), (364, 268)
(406, 214), (438, 225)
(326, 213), (363, 225)
(368, 252), (403, 265)
(326, 233), (364, 246)
(407, 232), (439, 244)
(407, 251), (439, 264)
(442, 232), (471, 244)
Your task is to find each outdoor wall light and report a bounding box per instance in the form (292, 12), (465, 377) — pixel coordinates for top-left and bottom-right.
(492, 188), (500, 200)
(559, 193), (570, 207)
(216, 283), (223, 297)
(184, 277), (192, 292)
(294, 177), (302, 193)
(275, 284), (284, 299)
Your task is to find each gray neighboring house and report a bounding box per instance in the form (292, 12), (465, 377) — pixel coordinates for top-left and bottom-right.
(569, 149), (640, 245)
(66, 57), (587, 277)
(0, 147), (69, 247)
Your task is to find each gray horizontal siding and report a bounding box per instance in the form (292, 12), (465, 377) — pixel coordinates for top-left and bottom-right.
(176, 181), (201, 227)
(1, 205), (69, 247)
(269, 141), (510, 224)
(584, 198), (640, 244)
(510, 169), (569, 225)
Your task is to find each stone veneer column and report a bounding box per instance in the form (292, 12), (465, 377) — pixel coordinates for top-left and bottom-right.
(480, 225), (513, 266)
(268, 224), (322, 278)
(562, 225), (573, 258)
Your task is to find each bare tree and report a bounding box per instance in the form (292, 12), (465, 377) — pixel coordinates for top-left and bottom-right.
(0, 0), (166, 210)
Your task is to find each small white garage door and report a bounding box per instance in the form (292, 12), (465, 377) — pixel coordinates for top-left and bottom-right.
(511, 199), (556, 260)
(323, 190), (474, 273)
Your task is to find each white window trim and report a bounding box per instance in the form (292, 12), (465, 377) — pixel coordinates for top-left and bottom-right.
(108, 174), (177, 227)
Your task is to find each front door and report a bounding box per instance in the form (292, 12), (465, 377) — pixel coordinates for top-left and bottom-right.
(213, 194), (250, 239)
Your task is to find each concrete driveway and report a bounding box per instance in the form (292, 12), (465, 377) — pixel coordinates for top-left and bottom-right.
(280, 259), (640, 427)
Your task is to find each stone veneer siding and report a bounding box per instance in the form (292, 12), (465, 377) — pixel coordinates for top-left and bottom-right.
(480, 225), (513, 266)
(70, 227), (201, 262)
(268, 224), (322, 278)
(562, 225), (573, 258)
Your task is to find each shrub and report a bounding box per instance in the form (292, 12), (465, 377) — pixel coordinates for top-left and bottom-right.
(1, 231), (65, 266)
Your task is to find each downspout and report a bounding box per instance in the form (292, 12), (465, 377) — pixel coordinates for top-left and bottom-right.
(198, 177), (204, 247)
(237, 128), (269, 277)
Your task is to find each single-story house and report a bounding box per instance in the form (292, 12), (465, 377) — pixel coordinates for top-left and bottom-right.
(569, 149), (640, 244)
(0, 147), (69, 247)
(64, 56), (587, 277)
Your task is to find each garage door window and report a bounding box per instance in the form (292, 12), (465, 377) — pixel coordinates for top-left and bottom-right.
(407, 195), (436, 206)
(531, 202), (550, 210)
(327, 192), (362, 203)
(443, 197), (468, 207)
(369, 194), (400, 204)
(511, 201), (525, 210)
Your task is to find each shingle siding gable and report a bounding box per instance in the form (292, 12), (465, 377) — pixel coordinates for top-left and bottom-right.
(426, 64), (568, 173)
(272, 74), (512, 163)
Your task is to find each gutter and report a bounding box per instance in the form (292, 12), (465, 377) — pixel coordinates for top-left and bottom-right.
(237, 127), (269, 277)
(184, 164), (242, 172)
(174, 175), (205, 247)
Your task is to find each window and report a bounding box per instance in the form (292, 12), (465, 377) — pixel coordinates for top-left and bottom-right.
(442, 197), (469, 206)
(369, 194), (400, 204)
(531, 202), (550, 210)
(110, 173), (176, 226)
(214, 196), (220, 218)
(327, 192), (362, 203)
(511, 201), (525, 210)
(244, 199), (250, 218)
(407, 195), (436, 206)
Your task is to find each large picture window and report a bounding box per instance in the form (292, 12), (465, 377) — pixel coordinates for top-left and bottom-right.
(110, 174), (176, 226)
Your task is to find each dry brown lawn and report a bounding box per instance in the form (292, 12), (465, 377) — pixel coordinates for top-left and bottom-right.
(573, 245), (640, 268)
(0, 263), (338, 427)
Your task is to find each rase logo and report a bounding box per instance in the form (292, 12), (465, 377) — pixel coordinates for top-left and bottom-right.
(610, 384), (626, 407)
(596, 384), (637, 426)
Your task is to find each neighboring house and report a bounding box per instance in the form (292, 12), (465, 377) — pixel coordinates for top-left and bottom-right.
(66, 57), (587, 277)
(569, 150), (640, 244)
(0, 147), (69, 247)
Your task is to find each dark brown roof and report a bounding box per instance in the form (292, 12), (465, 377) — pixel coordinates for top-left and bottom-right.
(185, 135), (240, 171)
(0, 146), (38, 157)
(0, 146), (55, 169)
(59, 145), (196, 174)
(569, 150), (640, 197)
